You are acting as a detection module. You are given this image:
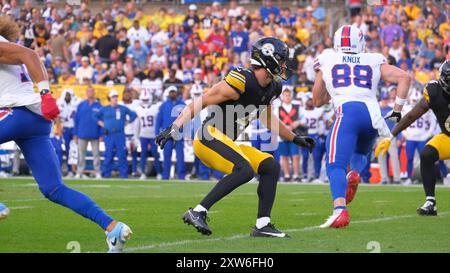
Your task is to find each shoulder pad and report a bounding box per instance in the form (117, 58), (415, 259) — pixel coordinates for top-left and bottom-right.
(224, 67), (248, 94)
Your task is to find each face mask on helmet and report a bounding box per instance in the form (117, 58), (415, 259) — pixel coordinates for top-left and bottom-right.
(251, 38), (293, 82)
(439, 61), (450, 95)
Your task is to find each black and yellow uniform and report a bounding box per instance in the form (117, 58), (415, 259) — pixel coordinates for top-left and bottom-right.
(423, 81), (450, 160)
(193, 67), (282, 175)
(192, 67), (282, 218)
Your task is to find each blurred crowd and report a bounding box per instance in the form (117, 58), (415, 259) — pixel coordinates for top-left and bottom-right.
(0, 0), (449, 185)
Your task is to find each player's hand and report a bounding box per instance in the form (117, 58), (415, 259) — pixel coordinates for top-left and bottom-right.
(156, 124), (180, 149)
(375, 137), (391, 157)
(293, 135), (315, 153)
(40, 92), (60, 121)
(384, 110), (401, 123)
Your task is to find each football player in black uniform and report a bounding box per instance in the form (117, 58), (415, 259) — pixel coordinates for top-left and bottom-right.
(156, 37), (315, 238)
(376, 60), (450, 216)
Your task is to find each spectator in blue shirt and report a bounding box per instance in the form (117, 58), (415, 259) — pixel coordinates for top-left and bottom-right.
(156, 86), (186, 180)
(311, 0), (326, 23)
(126, 40), (149, 71)
(95, 89), (137, 178)
(260, 0), (280, 22)
(230, 22), (250, 64)
(74, 86), (103, 179)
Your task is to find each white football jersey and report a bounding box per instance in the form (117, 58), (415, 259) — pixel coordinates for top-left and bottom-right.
(314, 51), (386, 108)
(301, 108), (324, 135)
(58, 101), (78, 128)
(315, 51), (392, 137)
(135, 102), (160, 138)
(0, 36), (40, 110)
(402, 104), (436, 142)
(120, 100), (140, 136)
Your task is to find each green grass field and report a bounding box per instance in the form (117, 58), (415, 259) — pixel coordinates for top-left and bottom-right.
(0, 178), (449, 253)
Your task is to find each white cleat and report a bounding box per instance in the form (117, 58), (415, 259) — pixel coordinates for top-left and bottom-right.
(402, 178), (412, 186)
(319, 209), (350, 228)
(95, 173), (102, 179)
(106, 222), (133, 253)
(0, 203), (10, 220)
(139, 174), (147, 180)
(312, 178), (325, 184)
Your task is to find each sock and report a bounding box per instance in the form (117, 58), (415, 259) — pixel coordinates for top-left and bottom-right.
(200, 163), (254, 210)
(45, 184), (114, 230)
(257, 157), (280, 218)
(327, 164), (347, 200)
(193, 204), (207, 213)
(350, 153), (367, 174)
(426, 196), (436, 206)
(256, 217), (270, 229)
(420, 145), (439, 198)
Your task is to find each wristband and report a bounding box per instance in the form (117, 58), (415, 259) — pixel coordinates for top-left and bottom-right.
(395, 96), (406, 106)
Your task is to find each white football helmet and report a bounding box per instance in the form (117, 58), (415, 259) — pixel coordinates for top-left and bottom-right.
(334, 25), (365, 54)
(139, 88), (152, 104)
(190, 84), (203, 99)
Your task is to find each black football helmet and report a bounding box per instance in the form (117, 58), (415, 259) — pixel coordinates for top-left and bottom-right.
(250, 37), (292, 82)
(439, 60), (450, 95)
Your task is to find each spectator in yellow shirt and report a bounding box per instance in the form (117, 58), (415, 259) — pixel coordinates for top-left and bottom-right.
(93, 21), (108, 39)
(58, 69), (77, 85)
(439, 16), (450, 38)
(404, 0), (421, 21)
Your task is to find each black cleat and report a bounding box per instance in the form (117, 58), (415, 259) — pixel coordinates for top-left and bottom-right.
(251, 223), (290, 238)
(182, 208), (212, 235)
(417, 201), (437, 216)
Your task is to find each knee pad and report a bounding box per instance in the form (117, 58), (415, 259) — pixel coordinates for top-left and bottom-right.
(420, 145), (439, 163)
(233, 160), (255, 182)
(258, 157), (280, 176)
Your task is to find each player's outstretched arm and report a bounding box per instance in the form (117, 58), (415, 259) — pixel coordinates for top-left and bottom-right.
(312, 70), (331, 107)
(380, 64), (412, 122)
(0, 41), (59, 120)
(0, 42), (48, 83)
(261, 107), (315, 153)
(375, 98), (429, 157)
(156, 80), (239, 149)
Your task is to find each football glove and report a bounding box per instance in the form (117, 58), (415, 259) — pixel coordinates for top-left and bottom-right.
(375, 137), (392, 157)
(156, 124), (180, 149)
(293, 135), (315, 153)
(384, 110), (401, 123)
(40, 90), (60, 121)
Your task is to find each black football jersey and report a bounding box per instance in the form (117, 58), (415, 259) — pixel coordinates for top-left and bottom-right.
(202, 67), (282, 140)
(423, 80), (450, 136)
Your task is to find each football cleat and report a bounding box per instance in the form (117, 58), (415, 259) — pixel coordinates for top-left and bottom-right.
(0, 203), (10, 221)
(320, 209), (350, 228)
(251, 223), (290, 238)
(346, 170), (360, 204)
(182, 208), (212, 236)
(106, 222), (133, 253)
(417, 201), (437, 216)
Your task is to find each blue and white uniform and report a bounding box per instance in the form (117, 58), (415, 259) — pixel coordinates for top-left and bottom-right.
(300, 107), (325, 179)
(402, 102), (436, 178)
(315, 49), (390, 201)
(135, 99), (161, 177)
(0, 35), (114, 230)
(120, 99), (140, 175)
(57, 88), (79, 173)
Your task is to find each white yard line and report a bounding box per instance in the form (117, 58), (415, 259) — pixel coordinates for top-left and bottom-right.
(8, 206), (33, 210)
(2, 198), (46, 202)
(123, 211), (450, 253)
(104, 208), (128, 212)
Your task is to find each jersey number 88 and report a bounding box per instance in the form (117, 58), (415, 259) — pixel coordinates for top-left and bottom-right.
(331, 64), (373, 89)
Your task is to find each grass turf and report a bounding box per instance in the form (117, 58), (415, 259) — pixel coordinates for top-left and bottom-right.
(0, 178), (449, 253)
